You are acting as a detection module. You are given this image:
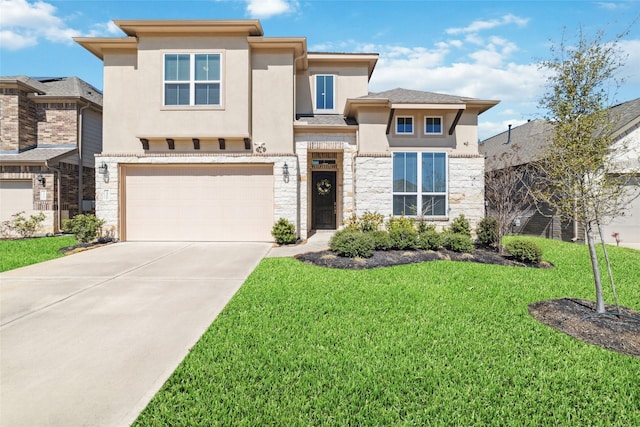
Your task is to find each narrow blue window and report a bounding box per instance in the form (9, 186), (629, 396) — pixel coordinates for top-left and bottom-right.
(316, 75), (334, 110)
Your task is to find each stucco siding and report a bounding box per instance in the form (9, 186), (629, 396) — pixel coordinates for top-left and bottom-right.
(251, 50), (295, 153)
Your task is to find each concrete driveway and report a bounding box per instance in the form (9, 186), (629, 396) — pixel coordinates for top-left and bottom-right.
(0, 242), (270, 427)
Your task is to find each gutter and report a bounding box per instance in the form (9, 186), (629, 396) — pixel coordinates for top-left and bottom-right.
(78, 103), (91, 212)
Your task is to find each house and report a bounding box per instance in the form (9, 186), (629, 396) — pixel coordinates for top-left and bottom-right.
(480, 98), (640, 245)
(74, 20), (498, 242)
(0, 76), (103, 234)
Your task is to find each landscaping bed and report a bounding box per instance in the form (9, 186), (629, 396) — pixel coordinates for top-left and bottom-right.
(530, 298), (640, 358)
(296, 247), (553, 269)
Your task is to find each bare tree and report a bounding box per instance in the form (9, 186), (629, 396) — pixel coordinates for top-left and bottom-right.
(485, 149), (535, 254)
(535, 28), (639, 314)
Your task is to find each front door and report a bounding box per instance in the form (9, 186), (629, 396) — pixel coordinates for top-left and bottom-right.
(312, 171), (336, 229)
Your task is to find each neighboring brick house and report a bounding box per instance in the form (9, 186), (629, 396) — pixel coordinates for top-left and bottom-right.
(480, 97), (640, 245)
(75, 20), (497, 242)
(0, 76), (103, 233)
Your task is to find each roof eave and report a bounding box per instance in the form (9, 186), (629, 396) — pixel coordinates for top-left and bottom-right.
(343, 98), (391, 116)
(73, 37), (138, 60)
(464, 99), (500, 114)
(113, 20), (263, 37)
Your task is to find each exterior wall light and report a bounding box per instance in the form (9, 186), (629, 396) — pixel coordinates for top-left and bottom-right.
(98, 161), (109, 183)
(283, 162), (290, 183)
(36, 173), (46, 186)
(98, 161), (108, 175)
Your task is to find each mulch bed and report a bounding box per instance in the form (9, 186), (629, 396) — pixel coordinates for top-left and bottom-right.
(295, 247), (639, 358)
(59, 237), (115, 255)
(529, 298), (640, 358)
(295, 247), (553, 270)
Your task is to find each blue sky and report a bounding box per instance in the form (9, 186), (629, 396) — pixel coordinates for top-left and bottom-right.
(1, 0), (639, 139)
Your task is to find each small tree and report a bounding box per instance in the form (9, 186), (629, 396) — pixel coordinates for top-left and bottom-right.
(535, 28), (639, 314)
(6, 211), (46, 238)
(485, 148), (535, 253)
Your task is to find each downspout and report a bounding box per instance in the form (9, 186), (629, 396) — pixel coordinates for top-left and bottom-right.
(45, 159), (62, 232)
(77, 103), (90, 214)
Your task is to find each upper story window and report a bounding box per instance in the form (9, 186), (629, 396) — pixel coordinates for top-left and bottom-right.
(315, 75), (335, 111)
(396, 116), (414, 134)
(164, 53), (221, 106)
(425, 116), (443, 135)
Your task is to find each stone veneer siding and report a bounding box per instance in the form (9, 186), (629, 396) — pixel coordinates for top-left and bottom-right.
(95, 153), (298, 241)
(448, 154), (485, 231)
(354, 153), (485, 232)
(295, 133), (356, 239)
(354, 154), (393, 218)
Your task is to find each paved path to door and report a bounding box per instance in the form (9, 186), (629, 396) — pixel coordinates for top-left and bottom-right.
(0, 242), (270, 427)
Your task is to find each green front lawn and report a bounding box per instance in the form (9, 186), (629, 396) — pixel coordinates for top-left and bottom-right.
(0, 236), (77, 272)
(135, 238), (640, 426)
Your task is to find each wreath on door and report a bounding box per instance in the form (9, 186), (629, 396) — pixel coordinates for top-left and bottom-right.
(317, 179), (332, 196)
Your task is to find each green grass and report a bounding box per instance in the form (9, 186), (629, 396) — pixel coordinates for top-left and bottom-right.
(0, 236), (77, 272)
(135, 238), (640, 426)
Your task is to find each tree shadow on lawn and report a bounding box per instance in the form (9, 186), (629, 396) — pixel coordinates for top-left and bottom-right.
(296, 247), (640, 359)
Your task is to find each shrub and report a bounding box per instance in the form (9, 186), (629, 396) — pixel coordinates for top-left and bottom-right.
(6, 211), (46, 238)
(62, 214), (105, 244)
(441, 232), (474, 253)
(505, 239), (542, 264)
(369, 230), (392, 251)
(449, 214), (471, 237)
(417, 230), (442, 251)
(342, 213), (359, 232)
(344, 211), (385, 232)
(416, 221), (436, 234)
(358, 210), (385, 232)
(389, 228), (418, 250)
(330, 230), (374, 258)
(476, 217), (499, 249)
(271, 218), (297, 245)
(386, 216), (416, 233)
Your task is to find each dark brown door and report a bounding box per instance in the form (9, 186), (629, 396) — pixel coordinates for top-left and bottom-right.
(312, 171), (336, 229)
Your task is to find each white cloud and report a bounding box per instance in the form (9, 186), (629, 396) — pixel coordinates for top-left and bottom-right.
(446, 14), (529, 35)
(0, 29), (37, 50)
(0, 0), (126, 50)
(0, 0), (81, 49)
(245, 0), (296, 18)
(87, 21), (122, 37)
(618, 39), (640, 85)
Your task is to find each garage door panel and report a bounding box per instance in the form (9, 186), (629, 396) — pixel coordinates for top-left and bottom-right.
(124, 165), (273, 241)
(0, 180), (33, 222)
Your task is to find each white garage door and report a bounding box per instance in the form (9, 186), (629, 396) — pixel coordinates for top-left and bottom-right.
(0, 180), (33, 222)
(124, 164), (274, 241)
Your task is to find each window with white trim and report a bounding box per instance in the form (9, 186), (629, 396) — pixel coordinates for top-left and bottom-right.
(392, 152), (447, 216)
(315, 75), (335, 110)
(425, 116), (443, 135)
(396, 116), (414, 134)
(164, 53), (221, 106)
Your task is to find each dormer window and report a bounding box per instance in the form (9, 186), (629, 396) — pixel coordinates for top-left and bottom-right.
(425, 116), (443, 135)
(315, 75), (335, 111)
(396, 116), (414, 134)
(164, 53), (221, 106)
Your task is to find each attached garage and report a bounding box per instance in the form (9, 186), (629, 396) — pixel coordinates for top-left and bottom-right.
(122, 164), (274, 241)
(0, 180), (33, 222)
